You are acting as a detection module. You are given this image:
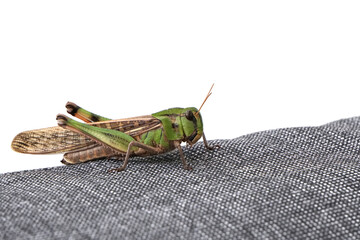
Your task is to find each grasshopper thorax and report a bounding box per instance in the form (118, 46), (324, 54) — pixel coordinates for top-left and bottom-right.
(152, 107), (204, 145)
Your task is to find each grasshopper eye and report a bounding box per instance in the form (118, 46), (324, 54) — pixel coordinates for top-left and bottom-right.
(185, 110), (194, 121)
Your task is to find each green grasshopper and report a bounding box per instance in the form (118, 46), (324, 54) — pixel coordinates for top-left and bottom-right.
(11, 85), (218, 172)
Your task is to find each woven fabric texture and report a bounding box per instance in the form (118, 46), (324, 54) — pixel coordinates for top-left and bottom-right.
(2, 117), (360, 239)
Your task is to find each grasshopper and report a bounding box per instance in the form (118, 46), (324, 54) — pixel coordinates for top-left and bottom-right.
(11, 85), (218, 172)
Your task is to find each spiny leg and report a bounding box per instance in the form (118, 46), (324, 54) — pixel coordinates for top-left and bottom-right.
(175, 142), (192, 170)
(66, 102), (112, 123)
(108, 141), (161, 172)
(202, 133), (220, 150)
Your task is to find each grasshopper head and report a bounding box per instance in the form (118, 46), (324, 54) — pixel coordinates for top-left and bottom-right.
(180, 83), (214, 145)
(152, 84), (213, 145)
(180, 107), (203, 145)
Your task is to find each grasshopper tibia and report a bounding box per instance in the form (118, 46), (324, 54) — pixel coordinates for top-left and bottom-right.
(175, 142), (192, 170)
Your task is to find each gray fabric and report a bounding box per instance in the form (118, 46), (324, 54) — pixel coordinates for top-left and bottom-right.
(2, 117), (360, 240)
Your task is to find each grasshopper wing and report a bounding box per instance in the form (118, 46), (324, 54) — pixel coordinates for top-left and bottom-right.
(11, 126), (95, 154)
(11, 115), (162, 155)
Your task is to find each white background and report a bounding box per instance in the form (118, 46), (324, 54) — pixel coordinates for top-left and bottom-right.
(0, 1), (359, 173)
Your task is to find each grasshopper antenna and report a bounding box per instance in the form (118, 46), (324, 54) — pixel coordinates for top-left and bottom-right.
(195, 83), (214, 116)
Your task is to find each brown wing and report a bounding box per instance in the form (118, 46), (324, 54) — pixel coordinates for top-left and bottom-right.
(11, 115), (162, 154)
(11, 126), (95, 154)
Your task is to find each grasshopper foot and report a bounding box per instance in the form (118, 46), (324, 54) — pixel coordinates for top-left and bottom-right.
(108, 166), (126, 172)
(206, 144), (221, 151)
(183, 164), (193, 171)
(202, 134), (220, 151)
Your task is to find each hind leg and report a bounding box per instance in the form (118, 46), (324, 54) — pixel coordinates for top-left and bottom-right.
(65, 102), (112, 123)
